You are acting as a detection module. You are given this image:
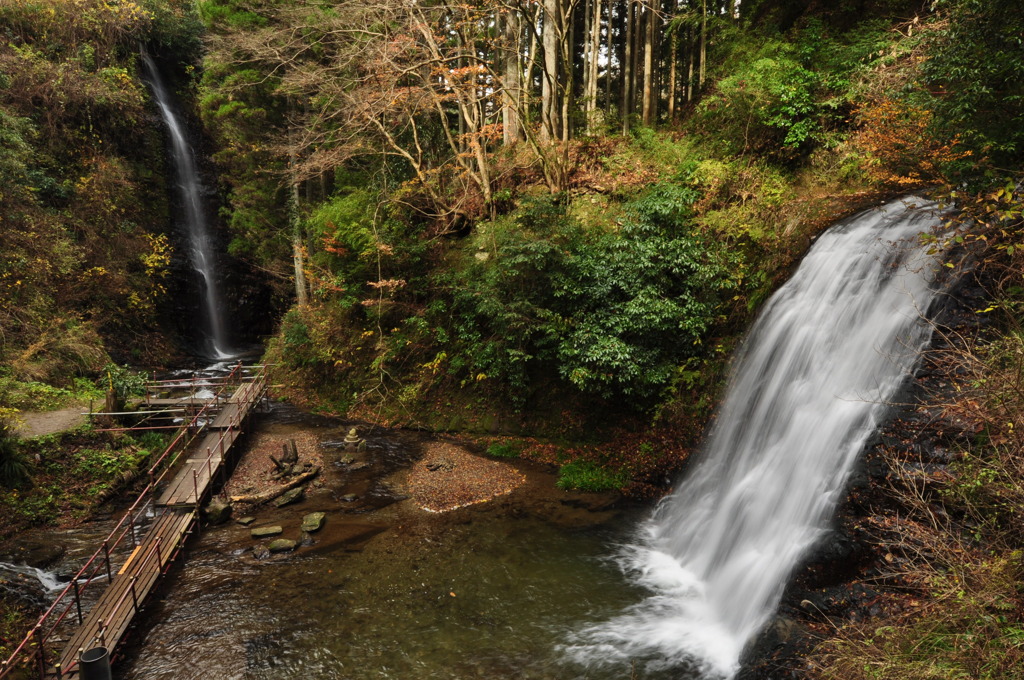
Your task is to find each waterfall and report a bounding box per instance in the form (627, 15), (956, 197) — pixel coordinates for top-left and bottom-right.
(141, 53), (232, 359)
(565, 197), (951, 678)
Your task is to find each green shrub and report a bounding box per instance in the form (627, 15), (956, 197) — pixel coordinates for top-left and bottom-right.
(0, 424), (29, 488)
(556, 459), (628, 491)
(486, 441), (522, 459)
(432, 185), (737, 406)
(923, 0), (1024, 167)
(551, 184), (737, 399)
(101, 364), (148, 400)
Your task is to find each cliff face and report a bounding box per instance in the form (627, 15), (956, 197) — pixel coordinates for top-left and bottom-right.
(0, 1), (210, 377)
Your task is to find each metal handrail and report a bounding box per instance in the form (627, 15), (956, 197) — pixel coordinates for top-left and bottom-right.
(0, 363), (258, 678)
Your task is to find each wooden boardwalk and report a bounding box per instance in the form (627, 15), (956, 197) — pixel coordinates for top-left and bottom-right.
(0, 366), (268, 680)
(54, 509), (197, 677)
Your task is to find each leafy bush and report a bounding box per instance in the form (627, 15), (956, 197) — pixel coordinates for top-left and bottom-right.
(556, 459), (628, 491)
(434, 187), (737, 406)
(0, 423), (29, 488)
(102, 364), (148, 401)
(696, 39), (824, 156)
(486, 441), (522, 459)
(306, 188), (377, 303)
(923, 0), (1024, 166)
(552, 184), (737, 399)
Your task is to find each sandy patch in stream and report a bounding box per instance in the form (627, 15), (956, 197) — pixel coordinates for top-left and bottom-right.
(407, 441), (525, 513)
(223, 432), (325, 500)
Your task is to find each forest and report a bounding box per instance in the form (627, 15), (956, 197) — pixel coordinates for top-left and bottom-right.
(1, 0), (1024, 677)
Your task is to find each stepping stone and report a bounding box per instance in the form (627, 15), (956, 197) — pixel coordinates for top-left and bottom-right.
(301, 512), (326, 533)
(274, 487), (305, 508)
(236, 516), (256, 526)
(251, 526), (283, 539)
(268, 539), (297, 554)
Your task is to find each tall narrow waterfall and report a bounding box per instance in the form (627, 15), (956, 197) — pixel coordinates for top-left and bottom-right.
(567, 197), (950, 678)
(142, 54), (232, 359)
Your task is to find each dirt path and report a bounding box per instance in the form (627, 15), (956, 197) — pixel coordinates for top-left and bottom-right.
(14, 408), (87, 438)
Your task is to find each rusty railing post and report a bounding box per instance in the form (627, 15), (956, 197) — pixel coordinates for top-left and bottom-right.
(33, 625), (45, 680)
(73, 579), (83, 625)
(102, 541), (112, 582)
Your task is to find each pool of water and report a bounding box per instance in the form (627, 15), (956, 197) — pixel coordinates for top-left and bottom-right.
(115, 406), (666, 680)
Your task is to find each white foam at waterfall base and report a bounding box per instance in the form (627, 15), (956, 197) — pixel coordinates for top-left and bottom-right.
(562, 197), (952, 678)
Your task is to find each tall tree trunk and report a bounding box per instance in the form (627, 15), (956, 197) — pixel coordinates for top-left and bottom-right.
(668, 27), (677, 122)
(699, 0), (707, 89)
(584, 0), (601, 133)
(502, 9), (524, 144)
(641, 1), (656, 125)
(289, 149), (308, 308)
(525, 7), (539, 125)
(687, 26), (695, 102)
(621, 0), (634, 134)
(561, 0), (572, 142)
(542, 0), (561, 142)
(604, 0), (615, 117)
(583, 0), (593, 109)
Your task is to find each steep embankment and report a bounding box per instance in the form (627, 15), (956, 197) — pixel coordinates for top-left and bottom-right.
(0, 1), (203, 378)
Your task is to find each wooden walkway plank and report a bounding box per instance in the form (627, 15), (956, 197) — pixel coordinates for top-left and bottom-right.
(36, 370), (268, 679)
(55, 510), (196, 679)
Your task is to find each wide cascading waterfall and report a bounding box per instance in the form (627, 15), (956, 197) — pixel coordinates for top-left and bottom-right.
(141, 53), (232, 359)
(566, 197), (951, 678)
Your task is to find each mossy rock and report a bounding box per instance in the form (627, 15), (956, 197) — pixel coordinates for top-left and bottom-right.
(274, 487), (305, 508)
(250, 526), (283, 539)
(267, 539), (297, 554)
(301, 512), (326, 533)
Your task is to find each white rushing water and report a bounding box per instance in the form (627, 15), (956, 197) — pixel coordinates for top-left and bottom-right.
(566, 197), (951, 678)
(0, 561), (67, 596)
(141, 53), (232, 359)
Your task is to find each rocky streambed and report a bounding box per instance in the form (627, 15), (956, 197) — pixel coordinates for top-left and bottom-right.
(107, 402), (652, 680)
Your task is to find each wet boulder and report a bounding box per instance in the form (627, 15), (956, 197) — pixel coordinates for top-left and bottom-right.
(267, 539), (297, 554)
(251, 526), (283, 539)
(301, 512), (326, 533)
(204, 499), (232, 525)
(274, 487), (305, 508)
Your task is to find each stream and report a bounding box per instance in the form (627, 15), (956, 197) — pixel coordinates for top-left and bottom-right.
(113, 404), (650, 680)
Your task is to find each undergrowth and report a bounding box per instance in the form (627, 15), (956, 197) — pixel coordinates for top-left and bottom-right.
(0, 429), (164, 536)
(809, 276), (1024, 679)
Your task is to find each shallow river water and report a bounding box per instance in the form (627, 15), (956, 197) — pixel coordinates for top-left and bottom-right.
(114, 403), (658, 680)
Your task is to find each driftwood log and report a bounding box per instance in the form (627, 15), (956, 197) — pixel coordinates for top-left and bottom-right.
(229, 466), (320, 505)
(270, 439), (300, 473)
